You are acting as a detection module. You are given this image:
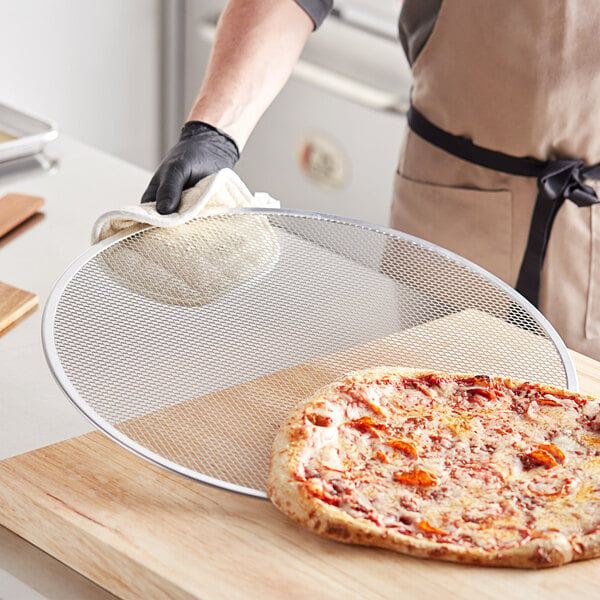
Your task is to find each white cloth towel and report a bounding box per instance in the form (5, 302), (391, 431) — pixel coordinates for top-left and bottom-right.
(91, 168), (279, 244)
(90, 168), (281, 306)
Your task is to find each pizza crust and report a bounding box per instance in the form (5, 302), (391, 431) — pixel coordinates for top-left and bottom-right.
(268, 367), (599, 568)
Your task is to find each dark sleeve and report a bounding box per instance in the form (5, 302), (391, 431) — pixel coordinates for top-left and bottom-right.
(293, 0), (333, 29)
(399, 0), (442, 65)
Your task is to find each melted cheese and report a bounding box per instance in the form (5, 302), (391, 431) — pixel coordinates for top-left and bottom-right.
(296, 374), (600, 551)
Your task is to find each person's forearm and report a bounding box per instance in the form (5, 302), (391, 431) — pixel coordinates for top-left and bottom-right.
(187, 0), (313, 151)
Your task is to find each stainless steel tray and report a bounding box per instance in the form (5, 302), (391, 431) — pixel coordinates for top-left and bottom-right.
(0, 102), (58, 163)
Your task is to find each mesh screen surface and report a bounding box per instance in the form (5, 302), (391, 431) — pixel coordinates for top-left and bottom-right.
(48, 211), (572, 496)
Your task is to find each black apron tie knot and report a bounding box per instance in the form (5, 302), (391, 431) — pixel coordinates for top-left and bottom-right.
(407, 103), (600, 307)
(540, 160), (598, 207)
(516, 160), (600, 306)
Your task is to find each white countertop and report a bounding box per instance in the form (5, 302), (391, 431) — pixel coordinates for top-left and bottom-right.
(0, 135), (152, 599)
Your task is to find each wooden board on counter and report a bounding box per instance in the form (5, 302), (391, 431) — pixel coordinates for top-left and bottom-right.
(1, 315), (600, 599)
(0, 281), (37, 335)
(0, 193), (44, 239)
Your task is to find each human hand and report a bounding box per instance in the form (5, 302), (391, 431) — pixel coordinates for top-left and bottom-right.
(141, 121), (239, 214)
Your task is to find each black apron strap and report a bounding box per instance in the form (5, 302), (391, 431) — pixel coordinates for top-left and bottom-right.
(407, 104), (600, 307)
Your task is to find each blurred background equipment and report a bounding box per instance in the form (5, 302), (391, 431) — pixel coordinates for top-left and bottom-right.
(0, 1), (409, 225)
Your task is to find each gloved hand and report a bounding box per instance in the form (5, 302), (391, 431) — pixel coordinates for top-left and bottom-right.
(141, 121), (240, 214)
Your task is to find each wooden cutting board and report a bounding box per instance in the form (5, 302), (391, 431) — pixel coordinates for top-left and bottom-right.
(0, 281), (38, 335)
(0, 194), (43, 333)
(0, 193), (44, 239)
(2, 317), (600, 599)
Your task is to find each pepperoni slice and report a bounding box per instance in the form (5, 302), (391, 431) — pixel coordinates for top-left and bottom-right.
(306, 413), (332, 427)
(535, 443), (565, 464)
(417, 520), (447, 536)
(387, 439), (419, 459)
(350, 416), (385, 438)
(522, 449), (558, 469)
(394, 468), (438, 487)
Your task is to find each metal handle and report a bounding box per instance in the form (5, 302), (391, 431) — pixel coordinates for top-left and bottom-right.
(291, 58), (407, 115)
(197, 21), (408, 116)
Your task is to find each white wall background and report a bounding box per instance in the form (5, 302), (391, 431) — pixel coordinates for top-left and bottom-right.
(0, 0), (162, 170)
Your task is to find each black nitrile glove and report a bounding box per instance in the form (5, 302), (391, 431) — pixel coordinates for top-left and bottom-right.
(141, 121), (240, 214)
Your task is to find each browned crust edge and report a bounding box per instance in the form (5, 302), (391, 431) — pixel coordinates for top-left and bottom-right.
(267, 367), (598, 569)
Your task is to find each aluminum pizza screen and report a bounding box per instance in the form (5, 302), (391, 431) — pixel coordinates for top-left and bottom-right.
(44, 210), (574, 498)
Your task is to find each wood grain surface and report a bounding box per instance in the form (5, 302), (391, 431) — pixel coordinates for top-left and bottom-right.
(1, 344), (599, 598)
(0, 193), (44, 239)
(0, 281), (38, 335)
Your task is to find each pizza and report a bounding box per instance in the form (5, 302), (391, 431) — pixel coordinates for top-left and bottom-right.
(268, 367), (600, 568)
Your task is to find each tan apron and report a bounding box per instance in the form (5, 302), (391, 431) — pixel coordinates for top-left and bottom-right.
(391, 0), (600, 360)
